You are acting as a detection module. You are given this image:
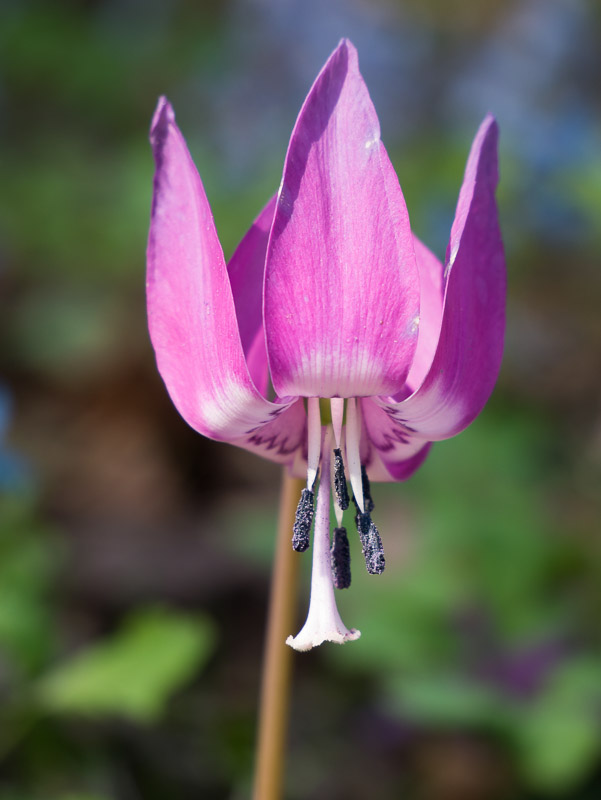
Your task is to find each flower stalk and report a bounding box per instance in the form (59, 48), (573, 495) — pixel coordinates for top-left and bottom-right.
(253, 470), (305, 800)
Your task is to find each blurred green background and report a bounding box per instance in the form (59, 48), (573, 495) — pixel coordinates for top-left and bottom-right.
(1, 0), (601, 798)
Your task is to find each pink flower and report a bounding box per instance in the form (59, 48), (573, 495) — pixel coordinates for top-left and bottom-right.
(147, 39), (505, 651)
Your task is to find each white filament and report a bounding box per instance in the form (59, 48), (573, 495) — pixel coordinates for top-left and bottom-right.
(330, 398), (345, 448)
(306, 397), (321, 489)
(345, 398), (364, 513)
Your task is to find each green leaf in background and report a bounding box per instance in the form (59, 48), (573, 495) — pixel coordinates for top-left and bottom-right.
(37, 607), (215, 723)
(385, 672), (507, 730)
(0, 498), (59, 674)
(514, 657), (601, 793)
(328, 413), (556, 678)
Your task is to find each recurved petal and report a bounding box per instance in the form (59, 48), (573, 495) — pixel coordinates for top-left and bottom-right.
(375, 114), (505, 439)
(227, 196), (276, 398)
(147, 98), (302, 460)
(403, 236), (445, 395)
(360, 398), (432, 482)
(231, 397), (307, 465)
(264, 39), (420, 399)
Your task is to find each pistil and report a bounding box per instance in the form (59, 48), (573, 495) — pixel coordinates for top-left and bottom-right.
(286, 430), (360, 651)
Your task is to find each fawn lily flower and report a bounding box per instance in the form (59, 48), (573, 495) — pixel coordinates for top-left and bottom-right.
(147, 39), (505, 652)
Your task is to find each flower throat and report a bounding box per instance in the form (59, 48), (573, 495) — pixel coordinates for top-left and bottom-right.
(292, 398), (386, 579)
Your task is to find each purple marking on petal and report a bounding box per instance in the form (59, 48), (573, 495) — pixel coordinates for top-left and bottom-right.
(360, 398), (433, 481)
(237, 397), (307, 463)
(265, 39), (420, 398)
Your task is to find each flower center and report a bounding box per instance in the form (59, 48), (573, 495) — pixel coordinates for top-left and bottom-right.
(292, 397), (385, 576)
(286, 399), (386, 651)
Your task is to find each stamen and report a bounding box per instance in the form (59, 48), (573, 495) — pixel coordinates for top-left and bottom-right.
(330, 450), (344, 529)
(355, 508), (370, 541)
(292, 488), (314, 552)
(333, 448), (350, 511)
(366, 522), (385, 574)
(294, 398), (321, 552)
(330, 398), (345, 447)
(355, 510), (385, 575)
(333, 494), (344, 528)
(331, 527), (351, 589)
(306, 397), (321, 490)
(287, 431), (360, 651)
(345, 398), (364, 513)
(360, 465), (375, 513)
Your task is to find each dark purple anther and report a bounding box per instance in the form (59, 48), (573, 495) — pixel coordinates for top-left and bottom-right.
(333, 448), (350, 510)
(355, 511), (385, 574)
(292, 488), (314, 552)
(331, 526), (351, 589)
(360, 464), (375, 513)
(365, 521), (385, 574)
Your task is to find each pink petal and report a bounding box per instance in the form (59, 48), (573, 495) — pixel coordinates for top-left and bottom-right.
(227, 196), (276, 397)
(374, 114), (505, 441)
(360, 398), (432, 481)
(147, 98), (303, 463)
(404, 236), (445, 395)
(232, 397), (307, 464)
(264, 39), (420, 399)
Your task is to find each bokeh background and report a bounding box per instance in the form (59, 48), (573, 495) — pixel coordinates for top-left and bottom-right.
(1, 0), (601, 798)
